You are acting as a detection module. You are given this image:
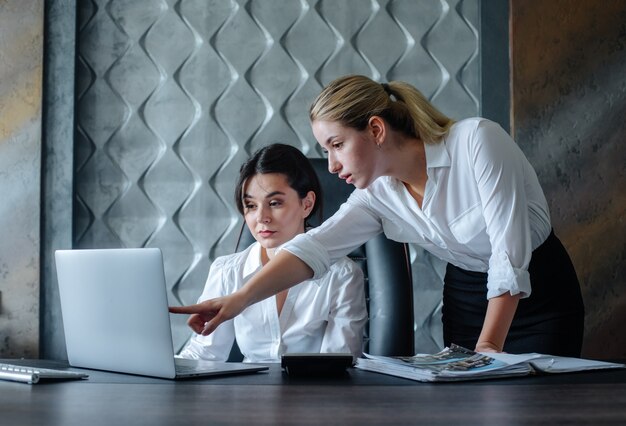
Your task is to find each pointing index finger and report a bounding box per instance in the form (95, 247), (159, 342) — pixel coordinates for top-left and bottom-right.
(168, 304), (202, 315)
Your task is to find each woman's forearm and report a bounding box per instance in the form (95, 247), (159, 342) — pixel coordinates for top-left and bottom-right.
(239, 250), (314, 307)
(169, 250), (315, 336)
(475, 292), (521, 352)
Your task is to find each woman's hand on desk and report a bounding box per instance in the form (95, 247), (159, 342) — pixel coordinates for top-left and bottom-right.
(169, 293), (247, 336)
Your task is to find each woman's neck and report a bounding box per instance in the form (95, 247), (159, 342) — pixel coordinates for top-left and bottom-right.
(260, 229), (305, 265)
(263, 247), (274, 265)
(385, 136), (428, 189)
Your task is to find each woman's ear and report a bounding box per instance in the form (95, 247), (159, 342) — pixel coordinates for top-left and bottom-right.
(368, 116), (386, 146)
(302, 191), (316, 218)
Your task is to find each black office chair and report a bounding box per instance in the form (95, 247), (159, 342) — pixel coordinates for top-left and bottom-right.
(230, 158), (414, 359)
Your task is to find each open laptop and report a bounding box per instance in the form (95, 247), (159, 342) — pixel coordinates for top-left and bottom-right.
(54, 248), (268, 379)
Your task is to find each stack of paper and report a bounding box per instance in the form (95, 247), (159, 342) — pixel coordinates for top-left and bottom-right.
(355, 344), (624, 382)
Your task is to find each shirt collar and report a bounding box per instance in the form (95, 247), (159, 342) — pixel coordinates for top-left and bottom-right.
(242, 242), (263, 279)
(423, 140), (451, 169)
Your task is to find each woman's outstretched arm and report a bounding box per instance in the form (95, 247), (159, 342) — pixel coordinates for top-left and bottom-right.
(169, 250), (313, 335)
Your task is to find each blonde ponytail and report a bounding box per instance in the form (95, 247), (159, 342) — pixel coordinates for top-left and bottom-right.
(310, 75), (454, 144)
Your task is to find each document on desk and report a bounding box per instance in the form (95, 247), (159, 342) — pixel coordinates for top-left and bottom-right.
(355, 344), (625, 382)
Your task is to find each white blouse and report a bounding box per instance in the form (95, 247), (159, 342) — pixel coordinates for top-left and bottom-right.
(178, 241), (367, 363)
(282, 118), (551, 300)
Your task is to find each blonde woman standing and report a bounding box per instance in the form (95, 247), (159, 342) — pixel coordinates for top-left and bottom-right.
(171, 75), (584, 357)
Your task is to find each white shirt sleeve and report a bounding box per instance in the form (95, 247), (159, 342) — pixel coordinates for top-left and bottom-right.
(469, 120), (533, 298)
(282, 192), (383, 279)
(177, 256), (236, 361)
(319, 259), (367, 360)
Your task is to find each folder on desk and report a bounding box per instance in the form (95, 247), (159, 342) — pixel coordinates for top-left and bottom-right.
(355, 344), (625, 382)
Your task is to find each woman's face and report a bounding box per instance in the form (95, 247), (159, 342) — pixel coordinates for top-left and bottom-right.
(242, 173), (314, 249)
(312, 119), (381, 189)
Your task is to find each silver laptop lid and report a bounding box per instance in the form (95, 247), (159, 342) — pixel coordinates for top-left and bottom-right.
(55, 248), (178, 378)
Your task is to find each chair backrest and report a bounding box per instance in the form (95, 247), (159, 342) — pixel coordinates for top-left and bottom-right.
(233, 158), (414, 357)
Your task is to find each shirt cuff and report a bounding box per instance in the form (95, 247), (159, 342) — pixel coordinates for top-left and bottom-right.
(279, 233), (331, 280)
(486, 251), (532, 299)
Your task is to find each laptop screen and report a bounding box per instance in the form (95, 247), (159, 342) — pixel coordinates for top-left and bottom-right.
(55, 248), (179, 378)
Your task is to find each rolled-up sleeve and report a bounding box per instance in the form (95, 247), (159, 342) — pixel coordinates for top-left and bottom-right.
(281, 191), (383, 280)
(280, 233), (331, 280)
(469, 121), (533, 299)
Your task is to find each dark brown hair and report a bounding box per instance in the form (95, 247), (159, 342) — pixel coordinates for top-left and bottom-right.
(234, 144), (323, 226)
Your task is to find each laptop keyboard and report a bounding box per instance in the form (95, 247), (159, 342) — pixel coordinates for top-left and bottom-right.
(0, 362), (89, 384)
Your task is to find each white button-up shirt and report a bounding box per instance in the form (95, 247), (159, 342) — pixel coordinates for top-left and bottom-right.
(179, 241), (367, 362)
(283, 118), (551, 299)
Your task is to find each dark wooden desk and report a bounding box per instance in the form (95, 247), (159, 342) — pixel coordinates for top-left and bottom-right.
(1, 359), (625, 425)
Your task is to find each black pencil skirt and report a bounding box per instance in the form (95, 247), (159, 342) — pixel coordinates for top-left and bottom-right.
(442, 230), (585, 356)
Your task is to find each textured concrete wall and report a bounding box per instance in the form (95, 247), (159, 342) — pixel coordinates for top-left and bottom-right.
(511, 0), (626, 358)
(0, 0), (43, 358)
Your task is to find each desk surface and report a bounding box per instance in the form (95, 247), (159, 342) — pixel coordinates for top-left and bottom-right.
(1, 359), (626, 425)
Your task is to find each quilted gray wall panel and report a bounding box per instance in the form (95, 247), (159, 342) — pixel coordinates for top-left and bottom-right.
(75, 0), (479, 353)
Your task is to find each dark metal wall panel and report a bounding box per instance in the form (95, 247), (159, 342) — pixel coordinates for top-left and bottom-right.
(40, 0), (77, 360)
